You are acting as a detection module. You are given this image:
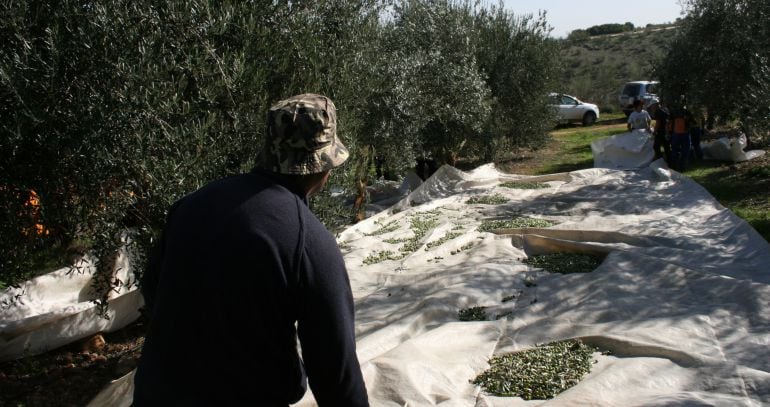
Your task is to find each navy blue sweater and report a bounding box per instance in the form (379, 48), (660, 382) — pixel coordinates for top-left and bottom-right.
(134, 169), (368, 406)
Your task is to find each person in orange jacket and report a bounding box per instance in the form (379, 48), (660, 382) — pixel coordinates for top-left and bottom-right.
(667, 98), (694, 172)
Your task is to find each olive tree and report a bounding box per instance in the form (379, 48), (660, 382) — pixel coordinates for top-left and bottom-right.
(1, 0), (293, 299)
(267, 0), (386, 226)
(357, 0), (560, 168)
(473, 6), (560, 158)
(1, 0), (391, 293)
(2, 0), (565, 302)
(656, 0), (770, 139)
(368, 0), (492, 169)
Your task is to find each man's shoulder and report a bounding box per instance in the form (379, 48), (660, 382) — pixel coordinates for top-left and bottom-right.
(174, 172), (302, 220)
(187, 173), (259, 196)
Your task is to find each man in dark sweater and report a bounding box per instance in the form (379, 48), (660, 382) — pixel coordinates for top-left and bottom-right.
(649, 99), (671, 165)
(134, 94), (369, 406)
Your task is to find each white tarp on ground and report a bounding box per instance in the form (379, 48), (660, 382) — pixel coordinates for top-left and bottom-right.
(702, 133), (767, 162)
(593, 130), (766, 170)
(90, 163), (770, 406)
(0, 248), (143, 362)
(591, 129), (655, 170)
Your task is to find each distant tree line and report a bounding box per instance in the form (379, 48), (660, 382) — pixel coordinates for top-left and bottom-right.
(0, 0), (559, 299)
(586, 22), (635, 36)
(567, 22), (635, 41)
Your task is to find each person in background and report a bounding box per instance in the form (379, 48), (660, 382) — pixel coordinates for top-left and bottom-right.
(627, 99), (652, 133)
(134, 94), (369, 406)
(689, 110), (705, 161)
(648, 99), (671, 165)
(667, 98), (694, 172)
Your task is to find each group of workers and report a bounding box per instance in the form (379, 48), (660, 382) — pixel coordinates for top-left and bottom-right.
(627, 98), (704, 172)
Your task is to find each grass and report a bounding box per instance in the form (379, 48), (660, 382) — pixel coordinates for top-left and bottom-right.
(683, 159), (770, 241)
(599, 112), (627, 122)
(537, 124), (627, 174)
(521, 124), (769, 243)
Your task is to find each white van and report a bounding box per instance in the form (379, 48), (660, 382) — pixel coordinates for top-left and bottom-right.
(618, 81), (659, 116)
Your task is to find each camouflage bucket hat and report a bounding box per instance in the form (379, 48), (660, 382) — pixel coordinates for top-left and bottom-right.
(260, 93), (349, 175)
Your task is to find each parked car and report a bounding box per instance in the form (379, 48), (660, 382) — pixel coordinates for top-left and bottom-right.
(549, 92), (600, 126)
(618, 81), (659, 116)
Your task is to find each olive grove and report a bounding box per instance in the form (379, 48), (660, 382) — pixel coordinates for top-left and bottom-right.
(1, 0), (559, 298)
(656, 0), (770, 137)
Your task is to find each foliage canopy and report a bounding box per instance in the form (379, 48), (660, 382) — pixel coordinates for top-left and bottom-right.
(656, 0), (770, 134)
(1, 0), (560, 296)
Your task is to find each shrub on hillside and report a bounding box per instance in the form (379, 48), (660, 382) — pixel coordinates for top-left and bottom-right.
(586, 22), (634, 36)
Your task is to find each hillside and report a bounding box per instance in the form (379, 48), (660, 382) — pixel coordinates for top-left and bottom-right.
(558, 25), (678, 113)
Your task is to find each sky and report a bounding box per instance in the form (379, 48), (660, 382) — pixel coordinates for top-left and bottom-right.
(501, 0), (686, 38)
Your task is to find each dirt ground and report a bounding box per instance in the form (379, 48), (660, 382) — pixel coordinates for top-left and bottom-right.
(0, 318), (148, 406)
(1, 125), (767, 406)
